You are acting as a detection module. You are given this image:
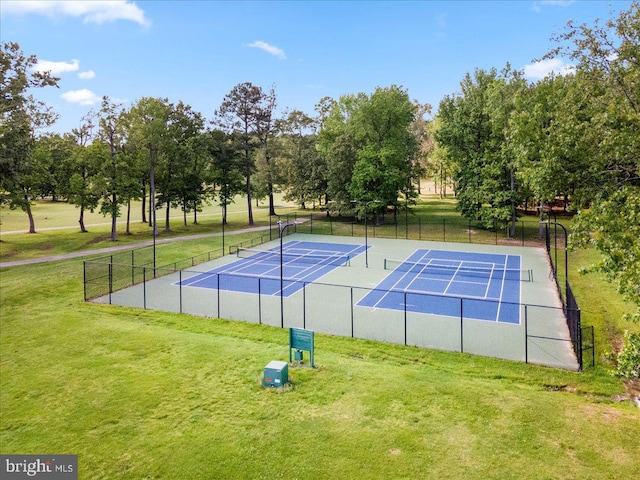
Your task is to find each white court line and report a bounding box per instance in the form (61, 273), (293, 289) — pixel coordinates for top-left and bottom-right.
(371, 257), (436, 309)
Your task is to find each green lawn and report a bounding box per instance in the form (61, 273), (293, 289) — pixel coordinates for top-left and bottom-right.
(1, 195), (639, 479)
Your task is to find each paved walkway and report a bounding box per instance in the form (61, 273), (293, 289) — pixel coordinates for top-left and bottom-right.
(0, 225), (277, 268)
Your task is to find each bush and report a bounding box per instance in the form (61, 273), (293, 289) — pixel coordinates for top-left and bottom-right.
(612, 331), (640, 380)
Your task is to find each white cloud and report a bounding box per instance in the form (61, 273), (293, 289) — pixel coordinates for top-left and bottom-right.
(35, 59), (80, 74)
(61, 89), (100, 105)
(246, 41), (286, 59)
(523, 58), (575, 80)
(532, 0), (575, 12)
(78, 70), (96, 80)
(2, 0), (150, 27)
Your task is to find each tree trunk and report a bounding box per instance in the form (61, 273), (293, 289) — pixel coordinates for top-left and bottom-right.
(110, 192), (117, 242)
(79, 206), (88, 233)
(25, 196), (36, 234)
(165, 203), (171, 232)
(149, 146), (157, 237)
(269, 190), (276, 216)
(141, 185), (147, 224)
(246, 174), (254, 225)
(183, 198), (187, 227)
(126, 199), (131, 235)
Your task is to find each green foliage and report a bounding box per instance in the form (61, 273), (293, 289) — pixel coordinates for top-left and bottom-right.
(318, 86), (420, 215)
(436, 67), (526, 232)
(571, 187), (640, 323)
(0, 42), (59, 232)
(612, 331), (640, 380)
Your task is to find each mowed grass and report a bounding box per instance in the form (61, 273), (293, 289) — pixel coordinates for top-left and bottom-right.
(1, 195), (640, 479)
(0, 198), (298, 262)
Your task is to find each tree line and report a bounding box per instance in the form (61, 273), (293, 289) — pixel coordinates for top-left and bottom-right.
(1, 3), (638, 327)
(0, 46), (431, 240)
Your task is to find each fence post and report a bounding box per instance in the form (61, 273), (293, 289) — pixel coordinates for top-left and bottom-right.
(524, 305), (528, 364)
(578, 309), (583, 371)
(217, 273), (220, 319)
(460, 298), (464, 353)
(258, 277), (262, 325)
(404, 291), (407, 346)
(143, 267), (146, 309)
(83, 261), (87, 301)
(350, 287), (354, 338)
(132, 250), (135, 285)
(179, 270), (183, 314)
(108, 262), (113, 305)
(303, 282), (306, 330)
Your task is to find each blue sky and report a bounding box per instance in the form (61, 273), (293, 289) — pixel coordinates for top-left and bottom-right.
(1, 0), (628, 134)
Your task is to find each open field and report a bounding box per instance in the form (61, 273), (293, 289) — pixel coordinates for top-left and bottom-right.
(1, 194), (639, 479)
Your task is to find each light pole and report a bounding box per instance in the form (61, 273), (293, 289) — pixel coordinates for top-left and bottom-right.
(352, 200), (380, 268)
(278, 220), (297, 328)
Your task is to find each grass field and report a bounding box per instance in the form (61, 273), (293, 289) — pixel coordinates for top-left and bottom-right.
(1, 194), (639, 479)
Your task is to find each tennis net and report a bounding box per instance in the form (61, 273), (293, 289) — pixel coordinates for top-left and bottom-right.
(384, 258), (533, 282)
(237, 247), (351, 267)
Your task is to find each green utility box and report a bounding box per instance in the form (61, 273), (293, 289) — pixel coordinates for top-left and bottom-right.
(263, 360), (288, 388)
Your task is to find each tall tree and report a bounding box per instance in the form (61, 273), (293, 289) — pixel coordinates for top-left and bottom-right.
(95, 96), (128, 241)
(545, 2), (640, 322)
(0, 42), (59, 233)
(215, 82), (266, 225)
(127, 97), (172, 237)
(255, 85), (278, 215)
(165, 101), (205, 227)
(204, 129), (244, 225)
(348, 85), (420, 218)
(65, 114), (100, 232)
(436, 67), (526, 233)
(277, 109), (325, 208)
(316, 93), (367, 212)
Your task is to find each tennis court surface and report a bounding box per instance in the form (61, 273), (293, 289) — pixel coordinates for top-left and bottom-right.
(176, 240), (367, 296)
(96, 234), (578, 370)
(359, 249), (530, 323)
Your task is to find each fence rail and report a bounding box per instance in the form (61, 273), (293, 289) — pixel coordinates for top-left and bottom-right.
(83, 214), (593, 370)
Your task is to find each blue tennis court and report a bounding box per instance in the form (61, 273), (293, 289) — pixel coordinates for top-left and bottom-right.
(177, 240), (367, 296)
(358, 249), (526, 323)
